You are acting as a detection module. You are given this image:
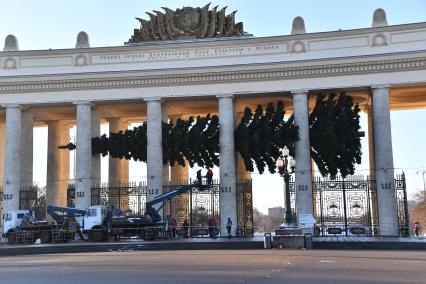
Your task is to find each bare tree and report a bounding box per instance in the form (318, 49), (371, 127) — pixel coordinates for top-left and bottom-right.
(410, 192), (426, 235)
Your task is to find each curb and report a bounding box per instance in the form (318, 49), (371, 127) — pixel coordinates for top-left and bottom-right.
(312, 241), (426, 250)
(0, 240), (265, 257)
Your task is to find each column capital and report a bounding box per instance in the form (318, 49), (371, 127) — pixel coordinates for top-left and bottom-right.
(73, 100), (91, 106)
(216, 93), (234, 99)
(107, 117), (120, 123)
(371, 84), (391, 90)
(45, 119), (71, 126)
(2, 103), (21, 109)
(290, 89), (310, 95)
(144, 96), (162, 102)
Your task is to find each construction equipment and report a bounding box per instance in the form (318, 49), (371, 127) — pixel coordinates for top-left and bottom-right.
(2, 206), (86, 244)
(2, 182), (208, 244)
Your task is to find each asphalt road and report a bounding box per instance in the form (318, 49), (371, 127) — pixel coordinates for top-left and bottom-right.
(0, 250), (425, 284)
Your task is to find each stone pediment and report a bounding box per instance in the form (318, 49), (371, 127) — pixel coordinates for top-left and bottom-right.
(128, 3), (246, 43)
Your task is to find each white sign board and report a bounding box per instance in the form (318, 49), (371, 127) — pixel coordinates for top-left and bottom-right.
(298, 214), (316, 228)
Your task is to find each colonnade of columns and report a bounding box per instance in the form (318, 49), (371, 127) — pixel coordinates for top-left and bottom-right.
(0, 85), (400, 236)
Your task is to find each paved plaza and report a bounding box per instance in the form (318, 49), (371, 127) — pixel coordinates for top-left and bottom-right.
(0, 250), (425, 283)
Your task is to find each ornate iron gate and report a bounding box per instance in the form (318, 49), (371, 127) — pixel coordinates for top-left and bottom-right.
(236, 179), (254, 237)
(312, 174), (409, 236)
(67, 179), (253, 237)
(395, 173), (410, 236)
(163, 179), (253, 237)
(68, 182), (148, 216)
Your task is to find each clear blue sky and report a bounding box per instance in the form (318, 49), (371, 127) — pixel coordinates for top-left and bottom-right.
(0, 0), (425, 213)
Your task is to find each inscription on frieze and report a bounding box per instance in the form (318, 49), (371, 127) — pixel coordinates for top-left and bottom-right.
(92, 44), (287, 64)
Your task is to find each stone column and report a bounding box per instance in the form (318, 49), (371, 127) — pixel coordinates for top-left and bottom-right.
(292, 91), (314, 231)
(108, 118), (129, 211)
(170, 163), (188, 184)
(0, 123), (5, 185)
(0, 122), (4, 233)
(146, 98), (164, 217)
(162, 105), (170, 184)
(46, 121), (70, 207)
(75, 102), (92, 209)
(169, 115), (188, 184)
(366, 106), (376, 180)
(168, 115), (189, 225)
(218, 95), (237, 236)
(3, 105), (22, 212)
(20, 109), (33, 188)
(366, 105), (379, 226)
(108, 118), (129, 186)
(91, 108), (101, 187)
(371, 85), (398, 236)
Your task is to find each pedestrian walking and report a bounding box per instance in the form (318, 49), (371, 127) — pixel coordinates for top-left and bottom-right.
(226, 217), (232, 239)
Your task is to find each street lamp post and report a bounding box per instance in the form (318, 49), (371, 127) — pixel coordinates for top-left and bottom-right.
(276, 146), (296, 227)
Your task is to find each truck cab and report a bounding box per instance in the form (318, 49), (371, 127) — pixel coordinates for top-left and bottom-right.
(1, 210), (30, 238)
(83, 205), (108, 241)
(83, 205), (108, 231)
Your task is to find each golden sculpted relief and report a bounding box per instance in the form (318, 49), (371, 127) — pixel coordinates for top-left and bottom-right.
(128, 4), (246, 43)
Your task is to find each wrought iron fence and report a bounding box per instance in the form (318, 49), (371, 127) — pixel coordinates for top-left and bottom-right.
(163, 179), (253, 237)
(395, 173), (410, 236)
(236, 179), (254, 237)
(68, 182), (148, 216)
(67, 179), (253, 237)
(312, 174), (408, 237)
(0, 174), (407, 238)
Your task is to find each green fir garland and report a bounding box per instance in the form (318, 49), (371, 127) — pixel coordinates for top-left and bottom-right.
(235, 101), (299, 174)
(59, 93), (362, 178)
(309, 92), (363, 178)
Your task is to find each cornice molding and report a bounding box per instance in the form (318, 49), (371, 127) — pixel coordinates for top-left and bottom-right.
(1, 103), (21, 108)
(1, 22), (425, 58)
(0, 55), (425, 94)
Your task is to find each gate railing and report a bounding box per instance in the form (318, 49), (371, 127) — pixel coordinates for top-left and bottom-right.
(66, 179), (254, 237)
(68, 181), (148, 216)
(312, 174), (409, 237)
(0, 173), (407, 238)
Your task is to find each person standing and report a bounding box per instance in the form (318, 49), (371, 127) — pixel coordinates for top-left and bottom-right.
(171, 218), (177, 238)
(226, 217), (232, 239)
(182, 219), (189, 238)
(211, 217), (217, 239)
(208, 218), (213, 237)
(414, 221), (421, 236)
(206, 168), (213, 186)
(196, 169), (203, 186)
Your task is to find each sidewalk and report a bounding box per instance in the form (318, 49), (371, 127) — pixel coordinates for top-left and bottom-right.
(0, 237), (265, 257)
